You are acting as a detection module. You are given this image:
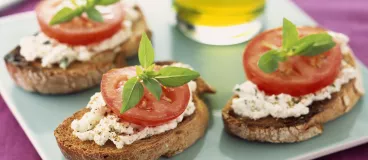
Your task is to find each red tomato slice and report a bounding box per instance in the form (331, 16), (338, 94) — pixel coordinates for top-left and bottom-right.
(36, 0), (124, 45)
(243, 27), (343, 96)
(101, 67), (191, 126)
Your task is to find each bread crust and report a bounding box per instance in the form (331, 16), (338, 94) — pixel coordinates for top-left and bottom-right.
(54, 79), (214, 160)
(3, 6), (152, 94)
(222, 52), (364, 143)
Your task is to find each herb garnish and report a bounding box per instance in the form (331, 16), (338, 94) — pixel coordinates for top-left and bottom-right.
(49, 0), (120, 25)
(59, 58), (70, 69)
(257, 18), (336, 73)
(120, 33), (200, 113)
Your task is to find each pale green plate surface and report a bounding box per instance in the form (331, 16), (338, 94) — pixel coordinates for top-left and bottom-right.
(0, 0), (367, 160)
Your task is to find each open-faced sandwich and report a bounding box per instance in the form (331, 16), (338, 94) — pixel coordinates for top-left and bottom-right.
(4, 0), (151, 94)
(55, 33), (215, 160)
(222, 18), (365, 143)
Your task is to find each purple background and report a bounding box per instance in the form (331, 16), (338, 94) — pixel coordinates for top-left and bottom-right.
(1, 0), (368, 159)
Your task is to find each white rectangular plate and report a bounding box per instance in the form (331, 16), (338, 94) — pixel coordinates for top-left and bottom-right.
(0, 0), (367, 159)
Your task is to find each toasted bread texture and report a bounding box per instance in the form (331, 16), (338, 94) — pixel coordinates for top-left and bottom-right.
(222, 51), (364, 143)
(55, 77), (215, 160)
(4, 6), (151, 94)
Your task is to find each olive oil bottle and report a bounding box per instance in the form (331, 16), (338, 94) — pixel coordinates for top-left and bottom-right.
(173, 0), (265, 45)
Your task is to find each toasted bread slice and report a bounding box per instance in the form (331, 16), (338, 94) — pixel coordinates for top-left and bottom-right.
(222, 51), (364, 143)
(3, 6), (151, 94)
(55, 77), (215, 160)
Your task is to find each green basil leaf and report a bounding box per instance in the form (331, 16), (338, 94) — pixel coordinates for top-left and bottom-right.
(70, 0), (78, 6)
(59, 58), (70, 69)
(86, 7), (103, 22)
(75, 7), (85, 16)
(145, 71), (159, 78)
(49, 7), (78, 25)
(96, 0), (120, 6)
(121, 77), (144, 113)
(136, 66), (143, 75)
(293, 33), (335, 56)
(155, 67), (200, 87)
(138, 33), (154, 68)
(293, 33), (333, 51)
(143, 78), (162, 100)
(278, 51), (288, 62)
(292, 40), (314, 54)
(298, 41), (336, 56)
(258, 50), (281, 73)
(138, 73), (148, 80)
(147, 64), (155, 71)
(86, 0), (96, 8)
(282, 18), (299, 50)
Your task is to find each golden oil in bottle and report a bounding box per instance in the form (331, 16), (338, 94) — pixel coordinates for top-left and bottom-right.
(173, 0), (265, 45)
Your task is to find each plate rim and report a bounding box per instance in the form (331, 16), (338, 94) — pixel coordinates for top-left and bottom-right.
(0, 10), (34, 24)
(0, 88), (47, 159)
(291, 136), (368, 160)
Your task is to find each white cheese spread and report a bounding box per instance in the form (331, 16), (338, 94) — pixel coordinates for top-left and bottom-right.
(231, 32), (359, 120)
(71, 63), (197, 148)
(328, 31), (350, 55)
(328, 31), (365, 94)
(19, 1), (139, 68)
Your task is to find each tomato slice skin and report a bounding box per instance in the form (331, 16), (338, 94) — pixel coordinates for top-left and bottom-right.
(243, 27), (343, 96)
(36, 0), (125, 45)
(101, 67), (191, 126)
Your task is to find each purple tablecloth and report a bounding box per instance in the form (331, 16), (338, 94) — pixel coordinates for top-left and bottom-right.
(1, 0), (368, 159)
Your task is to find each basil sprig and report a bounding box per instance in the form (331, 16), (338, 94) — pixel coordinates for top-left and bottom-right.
(257, 18), (336, 73)
(120, 33), (200, 113)
(49, 0), (120, 25)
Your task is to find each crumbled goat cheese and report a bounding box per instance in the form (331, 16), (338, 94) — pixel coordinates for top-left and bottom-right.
(328, 31), (350, 55)
(19, 3), (139, 68)
(329, 31), (364, 94)
(71, 63), (197, 148)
